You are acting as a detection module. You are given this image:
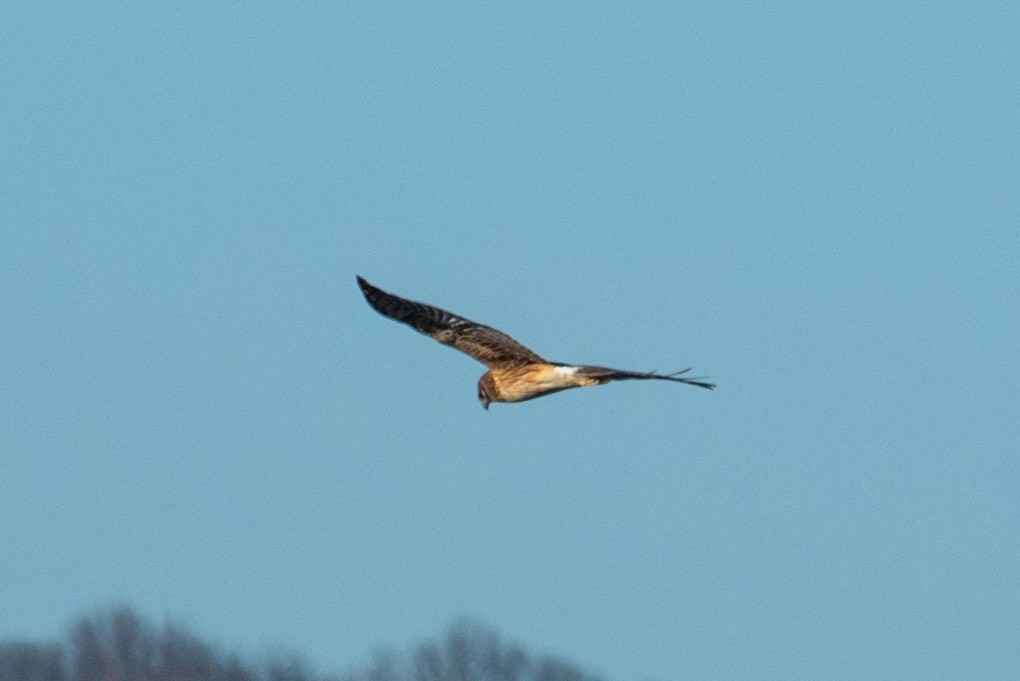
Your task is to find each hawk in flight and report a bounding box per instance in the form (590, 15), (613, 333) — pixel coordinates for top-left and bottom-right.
(357, 276), (715, 409)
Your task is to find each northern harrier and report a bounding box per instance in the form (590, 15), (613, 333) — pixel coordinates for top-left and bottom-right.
(357, 276), (715, 409)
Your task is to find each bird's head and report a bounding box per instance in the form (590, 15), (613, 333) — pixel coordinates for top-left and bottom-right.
(477, 374), (495, 410)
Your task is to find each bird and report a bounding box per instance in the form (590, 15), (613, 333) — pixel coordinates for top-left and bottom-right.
(356, 276), (715, 409)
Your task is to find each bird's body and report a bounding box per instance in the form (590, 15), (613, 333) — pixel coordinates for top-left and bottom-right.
(480, 364), (593, 404)
(356, 276), (714, 409)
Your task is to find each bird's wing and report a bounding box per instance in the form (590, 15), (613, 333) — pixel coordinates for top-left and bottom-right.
(571, 365), (716, 390)
(357, 276), (547, 368)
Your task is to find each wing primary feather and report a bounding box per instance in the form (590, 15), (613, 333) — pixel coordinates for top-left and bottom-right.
(356, 276), (546, 367)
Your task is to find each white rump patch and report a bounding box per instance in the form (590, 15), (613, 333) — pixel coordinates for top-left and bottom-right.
(553, 365), (580, 375)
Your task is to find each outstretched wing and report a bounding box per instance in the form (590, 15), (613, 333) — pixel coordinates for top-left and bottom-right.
(572, 365), (716, 390)
(357, 276), (546, 368)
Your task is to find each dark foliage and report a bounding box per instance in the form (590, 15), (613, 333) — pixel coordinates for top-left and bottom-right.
(0, 641), (65, 681)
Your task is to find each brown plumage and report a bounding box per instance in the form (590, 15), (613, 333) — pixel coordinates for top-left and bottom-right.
(357, 276), (715, 409)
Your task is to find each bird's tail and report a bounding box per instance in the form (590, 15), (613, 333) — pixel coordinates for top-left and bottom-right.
(576, 365), (716, 390)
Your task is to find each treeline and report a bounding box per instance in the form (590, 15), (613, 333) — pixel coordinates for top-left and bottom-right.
(0, 607), (606, 681)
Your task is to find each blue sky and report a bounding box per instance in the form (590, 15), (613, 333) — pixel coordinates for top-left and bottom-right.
(2, 3), (1018, 679)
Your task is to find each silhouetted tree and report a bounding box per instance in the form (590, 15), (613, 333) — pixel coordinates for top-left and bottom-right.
(70, 618), (107, 681)
(67, 606), (265, 681)
(411, 643), (444, 681)
(353, 621), (603, 681)
(534, 659), (592, 681)
(2, 607), (608, 681)
(264, 650), (313, 681)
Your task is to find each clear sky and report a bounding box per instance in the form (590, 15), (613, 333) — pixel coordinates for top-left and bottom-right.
(2, 3), (1018, 680)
